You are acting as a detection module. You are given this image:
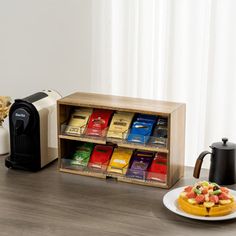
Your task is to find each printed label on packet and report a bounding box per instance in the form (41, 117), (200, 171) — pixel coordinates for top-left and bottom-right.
(113, 159), (126, 164)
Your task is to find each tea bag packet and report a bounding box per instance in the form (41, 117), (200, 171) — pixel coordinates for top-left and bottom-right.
(152, 126), (168, 138)
(85, 109), (114, 137)
(126, 150), (155, 179)
(88, 145), (114, 170)
(149, 116), (168, 146)
(70, 142), (94, 167)
(127, 114), (157, 144)
(147, 153), (167, 182)
(107, 112), (134, 139)
(107, 147), (133, 175)
(127, 122), (154, 143)
(65, 108), (93, 135)
(156, 117), (168, 127)
(136, 114), (157, 124)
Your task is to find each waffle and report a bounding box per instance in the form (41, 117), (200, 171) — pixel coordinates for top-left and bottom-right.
(178, 181), (236, 217)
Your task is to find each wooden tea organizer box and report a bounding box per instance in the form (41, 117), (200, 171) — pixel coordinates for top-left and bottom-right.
(57, 92), (186, 189)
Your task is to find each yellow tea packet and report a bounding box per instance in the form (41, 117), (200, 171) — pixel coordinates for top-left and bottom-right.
(107, 112), (134, 139)
(107, 147), (133, 175)
(65, 108), (93, 135)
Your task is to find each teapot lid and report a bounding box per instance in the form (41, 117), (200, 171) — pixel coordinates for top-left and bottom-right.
(211, 138), (236, 150)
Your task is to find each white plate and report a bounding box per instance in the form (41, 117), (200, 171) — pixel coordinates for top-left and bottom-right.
(163, 186), (236, 221)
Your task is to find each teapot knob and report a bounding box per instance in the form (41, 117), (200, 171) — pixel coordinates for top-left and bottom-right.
(222, 138), (228, 145)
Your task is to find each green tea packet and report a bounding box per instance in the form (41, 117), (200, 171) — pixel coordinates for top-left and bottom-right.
(70, 142), (94, 167)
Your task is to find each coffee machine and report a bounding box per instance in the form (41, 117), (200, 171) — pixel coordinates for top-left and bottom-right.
(5, 90), (61, 171)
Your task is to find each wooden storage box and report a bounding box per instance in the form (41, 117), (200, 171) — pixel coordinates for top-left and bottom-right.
(57, 92), (185, 189)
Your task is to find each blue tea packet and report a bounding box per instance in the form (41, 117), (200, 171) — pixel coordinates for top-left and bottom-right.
(127, 121), (154, 143)
(136, 114), (157, 124)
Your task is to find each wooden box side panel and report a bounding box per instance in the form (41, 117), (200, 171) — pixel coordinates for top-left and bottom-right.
(57, 103), (72, 167)
(168, 104), (186, 188)
(57, 102), (62, 168)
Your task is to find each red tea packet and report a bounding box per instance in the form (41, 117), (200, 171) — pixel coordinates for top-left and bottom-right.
(85, 109), (113, 137)
(147, 153), (167, 182)
(88, 145), (114, 170)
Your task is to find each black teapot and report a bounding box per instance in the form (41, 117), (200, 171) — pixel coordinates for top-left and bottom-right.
(193, 138), (236, 185)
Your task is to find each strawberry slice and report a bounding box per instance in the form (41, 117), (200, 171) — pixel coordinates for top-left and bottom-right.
(202, 187), (208, 194)
(186, 191), (197, 199)
(184, 186), (193, 192)
(209, 195), (219, 204)
(219, 192), (230, 200)
(220, 187), (229, 194)
(195, 194), (205, 203)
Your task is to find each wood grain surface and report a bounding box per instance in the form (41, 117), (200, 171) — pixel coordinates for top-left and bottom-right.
(0, 156), (235, 236)
(58, 92), (183, 115)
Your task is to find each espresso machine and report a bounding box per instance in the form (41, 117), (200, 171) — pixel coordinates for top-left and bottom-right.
(5, 90), (61, 171)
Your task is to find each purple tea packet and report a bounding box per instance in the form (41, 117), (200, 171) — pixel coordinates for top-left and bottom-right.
(130, 158), (150, 170)
(126, 153), (154, 179)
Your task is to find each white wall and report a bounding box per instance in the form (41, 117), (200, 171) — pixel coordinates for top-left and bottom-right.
(0, 0), (92, 99)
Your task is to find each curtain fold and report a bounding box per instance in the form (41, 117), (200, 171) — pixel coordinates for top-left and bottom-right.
(90, 0), (236, 167)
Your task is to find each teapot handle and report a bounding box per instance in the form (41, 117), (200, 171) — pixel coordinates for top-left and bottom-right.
(193, 151), (211, 178)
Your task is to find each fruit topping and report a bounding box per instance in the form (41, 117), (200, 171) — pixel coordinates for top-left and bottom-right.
(220, 187), (229, 194)
(204, 201), (215, 208)
(184, 186), (192, 192)
(180, 192), (187, 198)
(212, 189), (222, 195)
(194, 188), (202, 195)
(180, 181), (234, 207)
(186, 191), (197, 199)
(195, 194), (205, 204)
(219, 192), (230, 200)
(209, 195), (219, 204)
(213, 185), (220, 191)
(188, 198), (197, 204)
(201, 181), (209, 186)
(202, 187), (208, 194)
(205, 194), (210, 202)
(219, 199), (231, 205)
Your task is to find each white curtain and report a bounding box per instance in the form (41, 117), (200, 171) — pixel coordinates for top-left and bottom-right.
(89, 0), (236, 167)
(1, 0), (235, 168)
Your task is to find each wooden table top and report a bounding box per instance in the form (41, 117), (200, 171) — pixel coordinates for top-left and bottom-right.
(0, 156), (235, 236)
